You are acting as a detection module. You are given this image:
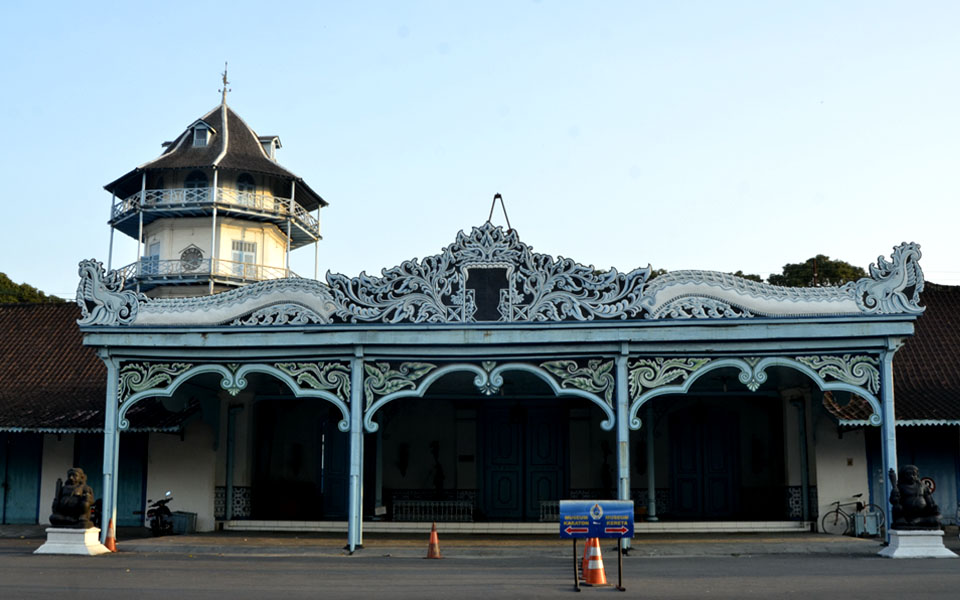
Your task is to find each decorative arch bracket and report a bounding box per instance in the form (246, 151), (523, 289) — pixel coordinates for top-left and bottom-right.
(362, 360), (616, 433)
(116, 361), (351, 431)
(626, 354), (882, 430)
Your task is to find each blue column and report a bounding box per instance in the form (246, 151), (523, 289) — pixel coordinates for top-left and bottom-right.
(879, 345), (899, 541)
(347, 349), (364, 553)
(100, 356), (120, 545)
(615, 349), (631, 550)
(645, 402), (658, 521)
(225, 404), (242, 521)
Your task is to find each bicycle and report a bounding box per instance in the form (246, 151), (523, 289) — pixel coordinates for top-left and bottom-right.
(821, 493), (885, 537)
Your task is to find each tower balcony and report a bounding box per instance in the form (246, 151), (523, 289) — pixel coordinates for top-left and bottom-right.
(116, 257), (298, 293)
(110, 187), (321, 250)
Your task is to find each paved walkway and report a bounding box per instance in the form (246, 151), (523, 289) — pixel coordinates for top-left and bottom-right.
(7, 524), (957, 558)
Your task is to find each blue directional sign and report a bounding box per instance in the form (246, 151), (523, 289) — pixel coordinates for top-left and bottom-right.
(559, 500), (634, 539)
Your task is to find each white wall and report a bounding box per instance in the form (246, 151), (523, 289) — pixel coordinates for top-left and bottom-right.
(813, 411), (868, 525)
(38, 434), (75, 525)
(142, 217), (287, 272)
(146, 421), (217, 531)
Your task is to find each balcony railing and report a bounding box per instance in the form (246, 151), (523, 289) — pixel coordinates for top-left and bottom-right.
(117, 258), (296, 287)
(112, 187), (319, 234)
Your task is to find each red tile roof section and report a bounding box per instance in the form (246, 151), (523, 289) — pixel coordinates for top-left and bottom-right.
(0, 303), (192, 431)
(0, 303), (105, 430)
(892, 282), (960, 422)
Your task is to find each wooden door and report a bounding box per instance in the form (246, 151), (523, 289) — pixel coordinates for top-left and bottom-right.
(481, 404), (565, 521)
(482, 408), (523, 519)
(0, 433), (42, 524)
(669, 406), (739, 518)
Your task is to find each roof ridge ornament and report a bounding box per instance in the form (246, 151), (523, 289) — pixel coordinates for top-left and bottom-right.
(77, 237), (925, 327)
(75, 260), (145, 326)
(219, 62), (231, 105)
(853, 242), (925, 315)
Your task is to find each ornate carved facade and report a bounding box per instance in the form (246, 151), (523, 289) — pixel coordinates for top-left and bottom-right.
(77, 223), (924, 550)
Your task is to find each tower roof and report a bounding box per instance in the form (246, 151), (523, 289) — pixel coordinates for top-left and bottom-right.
(104, 102), (327, 210)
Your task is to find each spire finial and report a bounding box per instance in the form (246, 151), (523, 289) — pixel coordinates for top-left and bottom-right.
(219, 62), (231, 104)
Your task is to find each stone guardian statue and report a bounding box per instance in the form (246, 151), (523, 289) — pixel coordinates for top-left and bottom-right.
(889, 465), (941, 529)
(49, 468), (95, 529)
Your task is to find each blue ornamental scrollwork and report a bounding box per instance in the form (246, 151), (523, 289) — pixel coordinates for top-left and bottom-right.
(326, 223), (651, 323)
(510, 255), (650, 322)
(627, 357), (712, 398)
(628, 355), (884, 429)
(477, 361), (501, 395)
(275, 362), (351, 403)
(540, 359), (615, 407)
(118, 362), (193, 404)
(76, 259), (146, 326)
(232, 303), (329, 325)
(795, 355), (880, 395)
(649, 297), (754, 319)
(362, 362), (438, 409)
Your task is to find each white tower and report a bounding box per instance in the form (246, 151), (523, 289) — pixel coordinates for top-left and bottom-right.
(104, 85), (326, 298)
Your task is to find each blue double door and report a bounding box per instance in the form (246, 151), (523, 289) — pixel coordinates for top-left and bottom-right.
(74, 434), (148, 527)
(481, 403), (567, 521)
(669, 406), (740, 519)
(0, 433), (42, 524)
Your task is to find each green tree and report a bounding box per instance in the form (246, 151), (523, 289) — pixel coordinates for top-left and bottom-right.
(0, 272), (65, 303)
(731, 270), (763, 283)
(767, 255), (866, 287)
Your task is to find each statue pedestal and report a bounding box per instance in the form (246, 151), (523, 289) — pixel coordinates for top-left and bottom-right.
(878, 530), (958, 559)
(34, 527), (112, 556)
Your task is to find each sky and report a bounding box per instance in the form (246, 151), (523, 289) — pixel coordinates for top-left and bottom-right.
(1, 1), (958, 299)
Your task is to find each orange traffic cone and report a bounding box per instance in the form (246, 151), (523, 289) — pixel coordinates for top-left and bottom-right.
(103, 518), (117, 552)
(582, 537), (608, 586)
(425, 522), (442, 559)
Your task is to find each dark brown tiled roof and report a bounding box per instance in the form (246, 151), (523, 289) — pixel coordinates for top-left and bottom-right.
(891, 282), (960, 422)
(0, 304), (191, 432)
(104, 103), (326, 209)
(821, 283), (960, 424)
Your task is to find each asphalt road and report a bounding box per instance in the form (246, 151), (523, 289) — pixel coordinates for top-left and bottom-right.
(1, 543), (959, 599)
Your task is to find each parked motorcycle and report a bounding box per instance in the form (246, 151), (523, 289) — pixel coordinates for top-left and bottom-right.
(137, 491), (174, 536)
(91, 498), (102, 529)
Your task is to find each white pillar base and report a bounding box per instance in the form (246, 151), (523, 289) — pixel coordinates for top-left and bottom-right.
(34, 527), (112, 556)
(878, 529), (958, 559)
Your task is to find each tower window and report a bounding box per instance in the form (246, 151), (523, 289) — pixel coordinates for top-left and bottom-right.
(236, 173), (256, 207)
(232, 240), (257, 278)
(184, 171), (208, 188)
(237, 173), (255, 192)
(193, 127), (209, 147)
(184, 171), (209, 202)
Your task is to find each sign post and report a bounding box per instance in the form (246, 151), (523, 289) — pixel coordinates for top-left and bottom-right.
(559, 500), (634, 591)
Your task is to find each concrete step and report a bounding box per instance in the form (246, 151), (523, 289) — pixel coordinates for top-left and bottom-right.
(221, 520), (813, 535)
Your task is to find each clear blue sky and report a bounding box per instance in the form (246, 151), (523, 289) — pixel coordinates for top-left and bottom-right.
(1, 1), (957, 298)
